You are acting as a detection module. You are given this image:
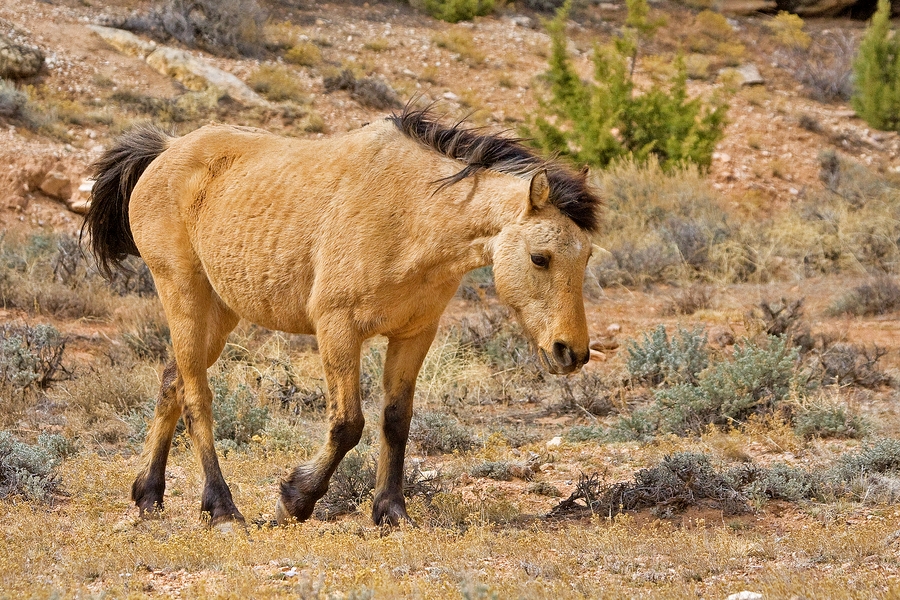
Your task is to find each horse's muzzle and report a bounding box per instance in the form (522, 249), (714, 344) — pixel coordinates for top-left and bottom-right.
(540, 341), (589, 375)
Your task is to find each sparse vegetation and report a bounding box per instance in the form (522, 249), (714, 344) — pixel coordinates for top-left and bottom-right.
(122, 0), (269, 57)
(323, 69), (401, 110)
(433, 29), (485, 66)
(249, 64), (306, 103)
(409, 411), (476, 455)
(829, 276), (900, 316)
(285, 42), (322, 67)
(421, 0), (494, 23)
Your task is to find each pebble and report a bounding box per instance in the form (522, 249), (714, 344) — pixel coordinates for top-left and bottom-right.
(546, 436), (562, 449)
(726, 592), (763, 600)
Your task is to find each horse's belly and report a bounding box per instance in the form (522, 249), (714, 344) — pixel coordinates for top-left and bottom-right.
(204, 265), (316, 335)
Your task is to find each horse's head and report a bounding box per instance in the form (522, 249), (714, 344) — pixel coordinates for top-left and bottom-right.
(492, 171), (593, 375)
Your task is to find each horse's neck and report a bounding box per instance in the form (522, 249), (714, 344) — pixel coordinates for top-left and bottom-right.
(411, 171), (524, 277)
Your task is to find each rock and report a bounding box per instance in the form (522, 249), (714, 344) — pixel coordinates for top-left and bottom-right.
(546, 436), (562, 449)
(90, 26), (266, 107)
(591, 339), (619, 351)
(0, 35), (44, 79)
(39, 171), (72, 201)
(589, 349), (607, 362)
(442, 91), (459, 102)
(606, 323), (621, 334)
(509, 15), (535, 28)
(735, 63), (764, 86)
(145, 46), (266, 106)
(87, 25), (157, 58)
(715, 0), (776, 14)
(726, 592), (763, 600)
(718, 64), (764, 87)
(66, 198), (90, 215)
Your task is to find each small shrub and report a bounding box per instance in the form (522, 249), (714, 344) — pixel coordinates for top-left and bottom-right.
(852, 0), (900, 131)
(0, 323), (69, 397)
(766, 12), (811, 50)
(422, 0), (494, 23)
(814, 343), (889, 388)
(690, 10), (733, 54)
(363, 38), (390, 53)
(829, 277), (900, 316)
(654, 336), (799, 434)
(552, 453), (749, 518)
(210, 374), (269, 447)
(565, 424), (605, 442)
(663, 284), (714, 316)
(794, 398), (866, 439)
(608, 408), (658, 442)
(526, 0), (726, 171)
(788, 31), (855, 102)
(0, 431), (72, 500)
(285, 42), (322, 67)
(0, 78), (31, 120)
(315, 446), (375, 519)
(322, 69), (401, 110)
(527, 481), (561, 497)
(731, 462), (818, 502)
(249, 64), (305, 103)
(470, 461), (514, 481)
(433, 29), (485, 66)
(626, 325), (709, 387)
(122, 0), (268, 58)
(835, 438), (900, 477)
(409, 411), (476, 455)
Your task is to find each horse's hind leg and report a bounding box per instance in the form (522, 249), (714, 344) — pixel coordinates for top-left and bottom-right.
(148, 270), (242, 526)
(132, 358), (182, 516)
(276, 323), (365, 523)
(372, 324), (438, 526)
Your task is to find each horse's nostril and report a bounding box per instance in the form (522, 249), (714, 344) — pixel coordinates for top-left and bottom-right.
(552, 341), (575, 367)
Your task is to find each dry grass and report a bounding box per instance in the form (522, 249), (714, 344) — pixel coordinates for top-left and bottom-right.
(432, 29), (485, 67)
(248, 65), (306, 103)
(3, 450), (899, 598)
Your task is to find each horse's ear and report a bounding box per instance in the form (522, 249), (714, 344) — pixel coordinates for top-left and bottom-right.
(528, 170), (550, 213)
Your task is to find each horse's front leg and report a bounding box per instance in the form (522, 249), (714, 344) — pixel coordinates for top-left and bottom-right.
(372, 324), (439, 526)
(276, 328), (364, 524)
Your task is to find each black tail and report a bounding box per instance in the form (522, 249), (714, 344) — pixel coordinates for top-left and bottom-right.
(82, 125), (170, 278)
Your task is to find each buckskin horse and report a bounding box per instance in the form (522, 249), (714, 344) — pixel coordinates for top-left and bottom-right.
(84, 106), (601, 528)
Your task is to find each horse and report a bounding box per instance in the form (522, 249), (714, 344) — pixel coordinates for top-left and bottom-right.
(84, 106), (601, 528)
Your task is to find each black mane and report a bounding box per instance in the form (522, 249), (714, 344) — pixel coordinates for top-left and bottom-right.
(388, 106), (601, 232)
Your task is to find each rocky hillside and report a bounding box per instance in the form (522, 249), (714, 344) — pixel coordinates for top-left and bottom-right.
(0, 0), (891, 235)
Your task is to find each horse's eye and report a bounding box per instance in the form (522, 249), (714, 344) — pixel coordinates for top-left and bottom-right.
(531, 254), (550, 268)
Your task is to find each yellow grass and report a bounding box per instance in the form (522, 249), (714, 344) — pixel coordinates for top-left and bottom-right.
(4, 451), (900, 598)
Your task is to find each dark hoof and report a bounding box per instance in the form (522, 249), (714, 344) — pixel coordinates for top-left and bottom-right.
(275, 493), (316, 525)
(372, 493), (414, 527)
(132, 476), (165, 518)
(276, 470), (327, 525)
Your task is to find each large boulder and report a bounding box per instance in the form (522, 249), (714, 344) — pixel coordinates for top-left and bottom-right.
(0, 35), (43, 79)
(89, 26), (266, 107)
(144, 46), (265, 105)
(87, 25), (157, 58)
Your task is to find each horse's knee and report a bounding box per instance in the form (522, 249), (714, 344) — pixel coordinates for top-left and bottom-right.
(330, 416), (365, 453)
